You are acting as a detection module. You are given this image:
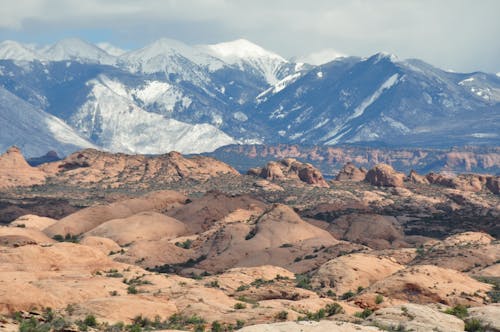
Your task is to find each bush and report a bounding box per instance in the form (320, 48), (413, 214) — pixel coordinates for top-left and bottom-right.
(83, 314), (97, 327)
(445, 304), (468, 319)
(175, 239), (192, 249)
(275, 311), (288, 320)
(375, 294), (384, 304)
(206, 280), (220, 288)
(341, 290), (355, 300)
(354, 308), (373, 319)
(127, 285), (138, 294)
(295, 274), (312, 290)
(325, 303), (344, 316)
(465, 318), (489, 332)
(234, 302), (246, 310)
(236, 320), (245, 329)
(211, 321), (222, 332)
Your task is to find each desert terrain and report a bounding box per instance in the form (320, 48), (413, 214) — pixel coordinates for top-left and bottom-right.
(0, 146), (499, 332)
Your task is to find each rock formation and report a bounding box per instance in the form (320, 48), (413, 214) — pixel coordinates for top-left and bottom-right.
(0, 146), (46, 188)
(248, 158), (329, 187)
(365, 164), (405, 187)
(335, 162), (367, 181)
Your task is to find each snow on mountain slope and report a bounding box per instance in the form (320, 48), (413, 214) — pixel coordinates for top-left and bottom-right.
(256, 72), (302, 103)
(71, 75), (235, 154)
(202, 39), (288, 84)
(0, 87), (97, 157)
(96, 42), (127, 56)
(0, 40), (43, 62)
(41, 38), (116, 64)
(323, 73), (400, 144)
(119, 38), (225, 78)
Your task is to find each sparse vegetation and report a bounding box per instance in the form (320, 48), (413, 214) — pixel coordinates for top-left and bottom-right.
(375, 294), (384, 304)
(474, 276), (500, 303)
(52, 233), (80, 243)
(105, 269), (124, 278)
(206, 280), (220, 288)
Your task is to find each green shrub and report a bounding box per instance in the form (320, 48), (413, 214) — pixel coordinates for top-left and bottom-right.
(211, 321), (222, 332)
(465, 318), (488, 332)
(375, 294), (384, 304)
(354, 308), (373, 319)
(325, 303), (344, 316)
(341, 290), (355, 300)
(234, 302), (246, 310)
(175, 239), (192, 249)
(206, 280), (220, 288)
(83, 314), (97, 327)
(444, 304), (468, 319)
(275, 311), (288, 320)
(295, 274), (312, 290)
(127, 285), (138, 294)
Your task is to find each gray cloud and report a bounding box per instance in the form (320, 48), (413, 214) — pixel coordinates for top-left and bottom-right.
(0, 0), (499, 72)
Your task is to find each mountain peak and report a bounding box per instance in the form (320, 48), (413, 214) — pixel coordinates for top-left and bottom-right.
(0, 40), (41, 61)
(42, 38), (115, 64)
(370, 52), (399, 63)
(205, 39), (285, 61)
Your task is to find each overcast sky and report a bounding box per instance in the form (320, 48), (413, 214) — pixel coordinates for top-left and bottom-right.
(1, 0), (499, 73)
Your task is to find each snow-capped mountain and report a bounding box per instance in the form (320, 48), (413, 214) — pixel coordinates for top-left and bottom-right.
(202, 39), (289, 85)
(96, 42), (127, 56)
(0, 87), (97, 157)
(118, 38), (224, 79)
(0, 36), (499, 157)
(40, 38), (116, 65)
(0, 40), (43, 62)
(248, 53), (500, 147)
(71, 75), (235, 154)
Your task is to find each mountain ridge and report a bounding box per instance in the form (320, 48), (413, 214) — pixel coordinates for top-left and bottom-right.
(0, 37), (498, 157)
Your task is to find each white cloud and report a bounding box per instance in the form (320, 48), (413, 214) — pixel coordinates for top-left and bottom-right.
(296, 49), (347, 65)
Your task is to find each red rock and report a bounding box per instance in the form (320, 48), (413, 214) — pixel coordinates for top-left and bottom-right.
(248, 158), (329, 187)
(365, 164), (405, 187)
(335, 162), (367, 181)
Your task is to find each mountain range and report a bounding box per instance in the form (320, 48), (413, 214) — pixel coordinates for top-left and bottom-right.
(0, 37), (499, 157)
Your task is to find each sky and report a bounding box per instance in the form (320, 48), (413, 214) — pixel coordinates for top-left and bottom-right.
(0, 0), (499, 73)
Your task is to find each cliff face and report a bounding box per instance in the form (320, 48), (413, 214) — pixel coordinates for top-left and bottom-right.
(206, 144), (500, 176)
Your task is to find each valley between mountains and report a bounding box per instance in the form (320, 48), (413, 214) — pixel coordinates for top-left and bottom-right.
(0, 146), (498, 331)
